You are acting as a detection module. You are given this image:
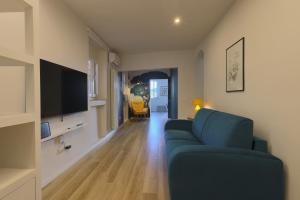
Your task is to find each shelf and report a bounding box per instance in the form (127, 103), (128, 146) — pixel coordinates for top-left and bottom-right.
(0, 168), (35, 199)
(90, 100), (106, 107)
(0, 113), (35, 129)
(0, 46), (34, 66)
(41, 122), (87, 143)
(0, 0), (38, 199)
(0, 0), (34, 12)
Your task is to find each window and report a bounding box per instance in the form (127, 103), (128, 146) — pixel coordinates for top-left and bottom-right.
(88, 59), (99, 98)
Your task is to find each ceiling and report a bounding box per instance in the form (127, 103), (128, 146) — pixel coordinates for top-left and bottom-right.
(63, 0), (235, 53)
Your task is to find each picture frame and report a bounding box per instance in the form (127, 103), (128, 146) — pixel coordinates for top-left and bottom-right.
(160, 86), (168, 96)
(226, 37), (245, 92)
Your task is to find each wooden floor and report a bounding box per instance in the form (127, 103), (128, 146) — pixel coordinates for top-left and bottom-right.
(42, 113), (170, 200)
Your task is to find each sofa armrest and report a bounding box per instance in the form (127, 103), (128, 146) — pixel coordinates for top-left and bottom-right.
(165, 119), (193, 132)
(168, 145), (284, 200)
(253, 136), (268, 152)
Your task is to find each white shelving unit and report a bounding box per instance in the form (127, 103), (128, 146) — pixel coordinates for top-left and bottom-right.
(0, 113), (35, 129)
(0, 47), (34, 66)
(0, 0), (33, 12)
(0, 169), (35, 199)
(0, 0), (40, 199)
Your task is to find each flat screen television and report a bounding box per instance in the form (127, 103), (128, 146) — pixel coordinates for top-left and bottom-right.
(40, 59), (88, 118)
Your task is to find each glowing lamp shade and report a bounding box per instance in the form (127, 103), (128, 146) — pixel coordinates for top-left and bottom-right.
(192, 98), (203, 112)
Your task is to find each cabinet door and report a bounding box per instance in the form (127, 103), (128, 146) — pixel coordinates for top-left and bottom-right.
(2, 178), (35, 200)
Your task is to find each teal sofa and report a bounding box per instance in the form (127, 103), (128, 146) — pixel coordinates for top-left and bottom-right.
(165, 108), (284, 200)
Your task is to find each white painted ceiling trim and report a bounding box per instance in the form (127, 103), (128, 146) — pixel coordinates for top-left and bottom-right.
(87, 27), (110, 51)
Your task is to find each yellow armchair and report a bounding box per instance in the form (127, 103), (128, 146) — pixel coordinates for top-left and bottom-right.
(130, 97), (148, 118)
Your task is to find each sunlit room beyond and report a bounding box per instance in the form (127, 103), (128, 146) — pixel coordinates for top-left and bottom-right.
(125, 69), (177, 122)
(150, 79), (168, 113)
(0, 0), (299, 200)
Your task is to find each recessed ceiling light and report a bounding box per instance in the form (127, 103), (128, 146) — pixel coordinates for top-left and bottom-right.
(174, 17), (181, 25)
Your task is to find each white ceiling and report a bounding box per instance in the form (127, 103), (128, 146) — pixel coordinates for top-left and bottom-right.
(63, 0), (235, 53)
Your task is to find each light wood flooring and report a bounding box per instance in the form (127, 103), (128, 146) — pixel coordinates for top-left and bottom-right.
(42, 112), (170, 200)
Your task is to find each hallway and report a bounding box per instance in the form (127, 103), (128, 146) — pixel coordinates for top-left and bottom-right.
(42, 113), (170, 200)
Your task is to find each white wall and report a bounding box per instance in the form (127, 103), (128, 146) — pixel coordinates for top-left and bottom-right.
(120, 50), (203, 118)
(150, 79), (168, 112)
(39, 0), (108, 187)
(198, 0), (300, 199)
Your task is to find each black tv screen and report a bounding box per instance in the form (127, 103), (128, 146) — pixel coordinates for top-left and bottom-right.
(62, 67), (88, 115)
(40, 59), (88, 118)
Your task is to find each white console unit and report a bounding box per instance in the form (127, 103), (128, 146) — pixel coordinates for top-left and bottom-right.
(41, 122), (87, 143)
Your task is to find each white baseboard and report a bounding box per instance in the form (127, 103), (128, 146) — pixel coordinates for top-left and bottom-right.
(42, 129), (117, 188)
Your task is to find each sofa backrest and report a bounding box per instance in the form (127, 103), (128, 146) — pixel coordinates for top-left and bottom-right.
(192, 108), (216, 139)
(192, 109), (253, 149)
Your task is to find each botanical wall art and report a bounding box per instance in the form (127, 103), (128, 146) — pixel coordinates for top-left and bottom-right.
(226, 37), (245, 92)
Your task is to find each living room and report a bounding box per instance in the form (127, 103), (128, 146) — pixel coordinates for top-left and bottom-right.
(0, 0), (299, 200)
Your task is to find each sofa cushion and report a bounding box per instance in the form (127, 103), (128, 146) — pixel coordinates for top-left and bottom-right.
(166, 140), (202, 161)
(192, 109), (216, 141)
(165, 130), (198, 142)
(200, 110), (253, 149)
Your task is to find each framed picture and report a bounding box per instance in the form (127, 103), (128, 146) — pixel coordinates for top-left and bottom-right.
(160, 86), (168, 96)
(226, 37), (245, 92)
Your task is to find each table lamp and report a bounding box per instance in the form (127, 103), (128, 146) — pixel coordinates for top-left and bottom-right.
(192, 98), (203, 113)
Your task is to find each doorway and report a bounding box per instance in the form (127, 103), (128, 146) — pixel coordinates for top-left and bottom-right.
(149, 79), (168, 114)
(125, 69), (178, 120)
(117, 72), (124, 126)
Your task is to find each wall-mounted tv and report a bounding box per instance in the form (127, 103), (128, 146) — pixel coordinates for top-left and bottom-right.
(40, 59), (88, 118)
